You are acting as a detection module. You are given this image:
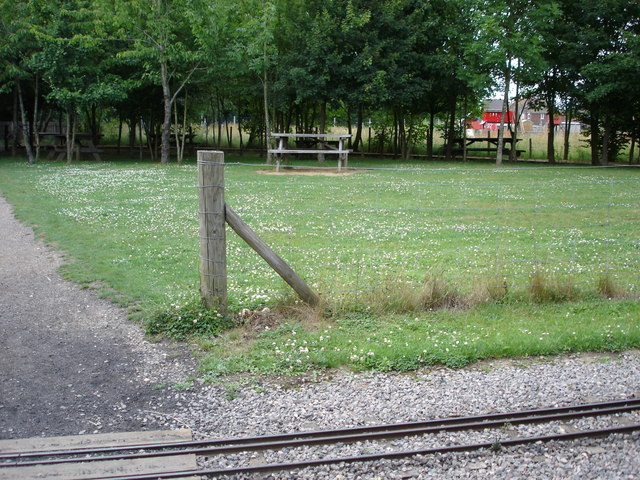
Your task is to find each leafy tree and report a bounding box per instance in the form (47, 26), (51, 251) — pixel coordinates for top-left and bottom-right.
(233, 0), (279, 160)
(33, 1), (127, 163)
(103, 0), (202, 164)
(576, 0), (640, 164)
(0, 0), (48, 163)
(481, 0), (557, 165)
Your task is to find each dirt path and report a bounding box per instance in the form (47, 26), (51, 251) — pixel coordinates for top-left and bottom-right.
(0, 196), (195, 439)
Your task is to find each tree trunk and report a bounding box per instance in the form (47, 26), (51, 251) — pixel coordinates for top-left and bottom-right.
(181, 90), (188, 162)
(221, 97), (231, 147)
(445, 100), (456, 160)
(142, 117), (156, 162)
(16, 81), (35, 164)
(11, 85), (19, 156)
(263, 78), (272, 163)
(496, 61), (511, 166)
(509, 82), (520, 162)
(217, 92), (223, 150)
(546, 89), (556, 164)
(263, 35), (273, 163)
(128, 119), (136, 156)
(353, 106), (363, 151)
(462, 99), (468, 162)
(138, 118), (144, 160)
(404, 113), (411, 160)
(174, 99), (181, 163)
(399, 109), (408, 160)
(318, 100), (327, 162)
(346, 107), (352, 149)
(209, 98), (217, 146)
(87, 105), (99, 139)
(32, 74), (41, 162)
(590, 114), (600, 166)
(601, 116), (611, 166)
(160, 59), (172, 164)
(172, 90), (188, 164)
(563, 102), (573, 162)
(65, 111), (77, 165)
(117, 116), (123, 155)
(427, 109), (434, 159)
(392, 110), (399, 158)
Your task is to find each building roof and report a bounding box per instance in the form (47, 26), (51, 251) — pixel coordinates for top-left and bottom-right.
(483, 99), (504, 112)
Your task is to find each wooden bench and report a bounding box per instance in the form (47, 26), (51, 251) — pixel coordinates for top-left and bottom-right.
(452, 147), (525, 157)
(269, 133), (352, 171)
(40, 133), (103, 161)
(452, 136), (524, 158)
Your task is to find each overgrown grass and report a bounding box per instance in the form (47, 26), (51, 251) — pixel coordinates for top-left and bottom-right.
(199, 300), (640, 374)
(0, 155), (638, 373)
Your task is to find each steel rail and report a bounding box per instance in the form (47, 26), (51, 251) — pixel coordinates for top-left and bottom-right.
(2, 398), (639, 469)
(68, 423), (640, 480)
(2, 397), (638, 462)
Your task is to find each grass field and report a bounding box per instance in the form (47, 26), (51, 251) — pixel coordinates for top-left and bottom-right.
(1, 154), (639, 375)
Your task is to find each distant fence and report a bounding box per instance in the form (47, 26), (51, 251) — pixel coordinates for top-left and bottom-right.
(200, 154), (640, 309)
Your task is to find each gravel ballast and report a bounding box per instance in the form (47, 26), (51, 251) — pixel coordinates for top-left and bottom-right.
(153, 354), (640, 479)
(1, 194), (639, 478)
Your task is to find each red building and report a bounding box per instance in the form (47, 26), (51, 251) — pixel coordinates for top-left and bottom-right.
(471, 99), (569, 133)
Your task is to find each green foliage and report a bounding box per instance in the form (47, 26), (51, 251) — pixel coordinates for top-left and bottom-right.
(146, 294), (234, 340)
(2, 0), (639, 162)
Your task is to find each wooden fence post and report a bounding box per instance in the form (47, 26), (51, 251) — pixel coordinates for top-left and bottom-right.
(198, 151), (227, 309)
(225, 205), (320, 307)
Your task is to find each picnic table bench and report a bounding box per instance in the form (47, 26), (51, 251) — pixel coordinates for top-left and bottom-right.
(40, 132), (103, 161)
(269, 133), (352, 171)
(452, 136), (525, 157)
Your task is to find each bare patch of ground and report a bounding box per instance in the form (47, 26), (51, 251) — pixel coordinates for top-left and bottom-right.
(0, 196), (195, 439)
(256, 168), (367, 176)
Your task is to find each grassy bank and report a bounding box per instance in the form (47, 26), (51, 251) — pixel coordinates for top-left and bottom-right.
(0, 155), (638, 374)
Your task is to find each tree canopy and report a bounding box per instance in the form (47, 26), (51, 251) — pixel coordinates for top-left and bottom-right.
(2, 0), (638, 164)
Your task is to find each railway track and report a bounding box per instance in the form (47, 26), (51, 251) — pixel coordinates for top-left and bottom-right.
(2, 398), (639, 479)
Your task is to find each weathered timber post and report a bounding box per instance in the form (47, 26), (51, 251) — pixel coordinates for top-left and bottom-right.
(225, 205), (319, 307)
(198, 151), (227, 308)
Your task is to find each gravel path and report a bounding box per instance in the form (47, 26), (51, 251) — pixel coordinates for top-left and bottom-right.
(1, 194), (639, 478)
(0, 196), (194, 439)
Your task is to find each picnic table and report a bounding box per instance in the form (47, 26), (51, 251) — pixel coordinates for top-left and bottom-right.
(40, 132), (103, 161)
(452, 136), (524, 157)
(268, 133), (352, 171)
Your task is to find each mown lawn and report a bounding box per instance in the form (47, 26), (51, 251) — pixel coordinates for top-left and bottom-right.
(1, 155), (638, 375)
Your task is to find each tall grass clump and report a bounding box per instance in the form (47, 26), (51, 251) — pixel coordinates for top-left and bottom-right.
(360, 272), (464, 314)
(468, 275), (509, 305)
(597, 274), (627, 300)
(528, 271), (578, 303)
